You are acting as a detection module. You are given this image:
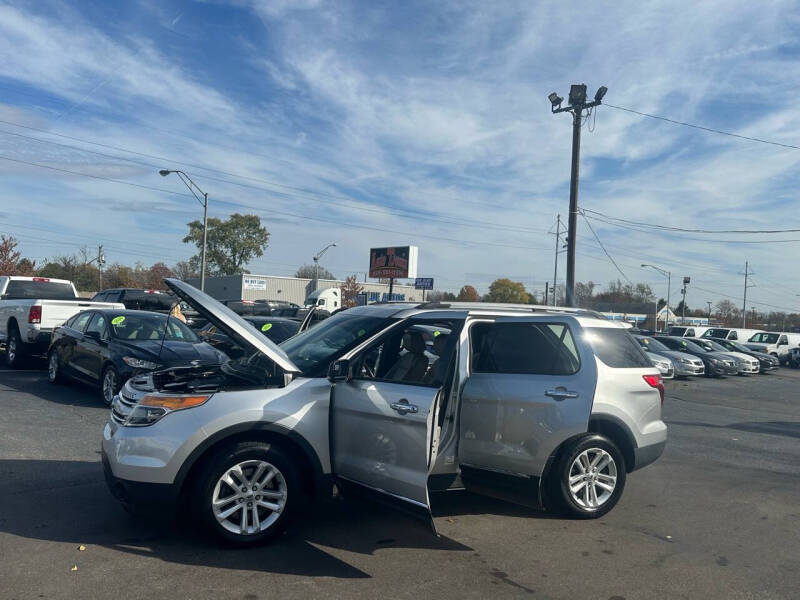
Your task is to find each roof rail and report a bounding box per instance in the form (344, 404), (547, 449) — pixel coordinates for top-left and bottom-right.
(414, 302), (607, 319)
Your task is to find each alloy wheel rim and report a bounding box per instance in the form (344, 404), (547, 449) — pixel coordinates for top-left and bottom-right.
(49, 353), (58, 380)
(568, 448), (617, 510)
(212, 459), (287, 536)
(8, 337), (16, 363)
(103, 370), (116, 404)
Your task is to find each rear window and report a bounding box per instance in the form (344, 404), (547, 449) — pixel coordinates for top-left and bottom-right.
(472, 322), (580, 375)
(585, 327), (652, 368)
(749, 332), (778, 344)
(4, 280), (76, 300)
(122, 291), (174, 311)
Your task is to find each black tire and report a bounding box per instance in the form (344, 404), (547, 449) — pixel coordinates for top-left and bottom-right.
(100, 365), (121, 406)
(551, 434), (627, 519)
(5, 325), (25, 368)
(193, 441), (299, 546)
(47, 349), (65, 384)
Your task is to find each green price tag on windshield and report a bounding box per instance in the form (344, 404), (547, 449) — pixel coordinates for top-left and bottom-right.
(261, 323), (273, 332)
(433, 330), (441, 337)
(111, 316), (125, 325)
(358, 329), (366, 336)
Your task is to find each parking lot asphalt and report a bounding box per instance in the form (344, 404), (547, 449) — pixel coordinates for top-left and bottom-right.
(1, 362), (799, 600)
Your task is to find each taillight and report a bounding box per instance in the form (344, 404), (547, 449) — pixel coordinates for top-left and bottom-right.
(28, 305), (42, 324)
(643, 373), (665, 405)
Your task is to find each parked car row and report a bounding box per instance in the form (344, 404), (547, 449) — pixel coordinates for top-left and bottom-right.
(662, 325), (799, 368)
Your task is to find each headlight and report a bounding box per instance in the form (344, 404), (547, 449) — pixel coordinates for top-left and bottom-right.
(124, 394), (211, 427)
(709, 358), (723, 365)
(122, 356), (162, 370)
(678, 357), (691, 364)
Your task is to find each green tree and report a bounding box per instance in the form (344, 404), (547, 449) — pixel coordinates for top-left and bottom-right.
(486, 278), (528, 303)
(183, 213), (269, 276)
(457, 285), (480, 302)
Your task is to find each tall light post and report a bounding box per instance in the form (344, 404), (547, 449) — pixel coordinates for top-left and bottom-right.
(641, 264), (670, 331)
(159, 169), (209, 291)
(548, 84), (607, 307)
(313, 242), (336, 292)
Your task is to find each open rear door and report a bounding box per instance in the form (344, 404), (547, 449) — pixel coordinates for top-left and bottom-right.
(330, 378), (441, 532)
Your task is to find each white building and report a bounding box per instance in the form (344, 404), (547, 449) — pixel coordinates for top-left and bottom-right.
(188, 273), (423, 305)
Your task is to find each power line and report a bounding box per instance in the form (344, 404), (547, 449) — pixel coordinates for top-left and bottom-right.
(604, 104), (800, 151)
(579, 210), (631, 283)
(0, 154), (554, 253)
(582, 208), (800, 234)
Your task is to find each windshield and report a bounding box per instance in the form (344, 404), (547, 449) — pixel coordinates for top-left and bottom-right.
(639, 336), (670, 353)
(244, 317), (300, 344)
(280, 312), (389, 374)
(728, 341), (752, 353)
(4, 279), (76, 300)
(109, 313), (199, 342)
(749, 332), (779, 344)
(704, 328), (730, 338)
(703, 339), (729, 352)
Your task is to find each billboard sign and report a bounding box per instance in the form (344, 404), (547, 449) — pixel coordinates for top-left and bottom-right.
(369, 246), (418, 279)
(414, 277), (434, 290)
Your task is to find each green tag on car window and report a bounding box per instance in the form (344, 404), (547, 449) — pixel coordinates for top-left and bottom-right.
(111, 316), (125, 325)
(434, 330), (441, 337)
(358, 329), (366, 336)
(261, 323), (273, 332)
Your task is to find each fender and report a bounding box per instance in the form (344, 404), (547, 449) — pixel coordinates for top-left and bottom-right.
(173, 421), (327, 496)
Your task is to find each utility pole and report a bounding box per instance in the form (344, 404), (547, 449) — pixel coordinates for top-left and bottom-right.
(742, 261), (753, 328)
(706, 301), (712, 322)
(97, 245), (105, 290)
(312, 242), (337, 293)
(548, 84), (607, 306)
(681, 276), (690, 324)
(544, 282), (549, 306)
(552, 214), (560, 306)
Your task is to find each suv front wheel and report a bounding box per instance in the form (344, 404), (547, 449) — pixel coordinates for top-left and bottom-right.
(552, 434), (626, 519)
(194, 441), (298, 546)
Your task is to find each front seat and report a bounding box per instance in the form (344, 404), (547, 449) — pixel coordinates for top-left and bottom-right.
(385, 331), (429, 383)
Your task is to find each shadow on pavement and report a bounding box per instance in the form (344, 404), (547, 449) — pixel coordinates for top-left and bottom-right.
(668, 419), (800, 439)
(0, 458), (539, 579)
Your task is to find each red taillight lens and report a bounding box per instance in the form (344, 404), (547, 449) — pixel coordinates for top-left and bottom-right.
(643, 374), (665, 406)
(28, 305), (42, 324)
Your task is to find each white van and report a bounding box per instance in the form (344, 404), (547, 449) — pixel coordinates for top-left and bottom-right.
(702, 327), (764, 342)
(665, 326), (710, 338)
(746, 332), (800, 364)
(304, 287), (340, 310)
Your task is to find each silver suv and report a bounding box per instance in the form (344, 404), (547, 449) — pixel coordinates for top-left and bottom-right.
(102, 279), (667, 545)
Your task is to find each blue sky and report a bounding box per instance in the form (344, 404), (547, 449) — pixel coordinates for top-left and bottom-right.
(1, 0), (799, 312)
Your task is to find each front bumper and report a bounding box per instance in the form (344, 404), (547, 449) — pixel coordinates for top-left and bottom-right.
(674, 362), (704, 376)
(102, 447), (179, 508)
(737, 362), (761, 375)
(709, 362), (738, 376)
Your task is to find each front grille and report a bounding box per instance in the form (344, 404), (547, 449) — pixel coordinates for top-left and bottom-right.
(110, 388), (142, 425)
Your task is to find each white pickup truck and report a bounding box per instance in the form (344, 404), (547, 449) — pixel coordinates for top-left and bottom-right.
(0, 276), (123, 367)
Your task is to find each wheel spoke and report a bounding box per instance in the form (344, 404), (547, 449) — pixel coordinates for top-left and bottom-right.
(213, 494), (241, 507)
(595, 480), (615, 493)
(257, 499), (281, 512)
(589, 484), (599, 506)
(216, 502), (242, 520)
(575, 454), (587, 473)
(259, 489), (285, 499)
(259, 467), (276, 486)
(569, 473), (584, 485)
(596, 473), (616, 484)
(251, 463), (267, 486)
(595, 455), (611, 472)
(239, 503), (248, 533)
(251, 504), (260, 530)
(570, 481), (586, 495)
(230, 465), (247, 486)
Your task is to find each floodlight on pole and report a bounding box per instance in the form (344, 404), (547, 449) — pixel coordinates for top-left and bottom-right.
(548, 82), (607, 307)
(159, 169), (209, 291)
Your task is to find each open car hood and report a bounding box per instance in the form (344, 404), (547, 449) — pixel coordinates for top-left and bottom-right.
(164, 278), (299, 374)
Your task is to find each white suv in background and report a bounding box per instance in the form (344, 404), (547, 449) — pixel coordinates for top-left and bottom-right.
(102, 279), (667, 545)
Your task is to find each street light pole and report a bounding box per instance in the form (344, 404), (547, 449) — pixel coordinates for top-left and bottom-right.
(312, 242), (337, 293)
(159, 170), (209, 291)
(548, 84), (607, 307)
(641, 264), (670, 332)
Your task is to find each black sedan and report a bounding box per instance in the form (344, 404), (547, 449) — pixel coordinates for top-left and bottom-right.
(708, 337), (780, 373)
(198, 316), (300, 360)
(47, 309), (225, 405)
(658, 336), (739, 377)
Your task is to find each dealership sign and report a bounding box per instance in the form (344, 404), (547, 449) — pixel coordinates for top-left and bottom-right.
(414, 277), (434, 290)
(369, 246), (418, 279)
(243, 277), (267, 290)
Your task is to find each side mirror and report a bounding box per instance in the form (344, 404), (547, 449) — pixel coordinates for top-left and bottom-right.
(328, 359), (352, 382)
(84, 330), (102, 343)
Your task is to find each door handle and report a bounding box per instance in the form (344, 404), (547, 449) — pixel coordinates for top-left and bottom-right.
(545, 388), (579, 400)
(390, 399), (419, 415)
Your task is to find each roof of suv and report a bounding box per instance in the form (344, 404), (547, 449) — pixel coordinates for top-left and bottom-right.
(345, 301), (617, 327)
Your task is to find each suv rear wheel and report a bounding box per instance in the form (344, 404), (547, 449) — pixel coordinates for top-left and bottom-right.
(194, 441), (298, 546)
(552, 434), (626, 519)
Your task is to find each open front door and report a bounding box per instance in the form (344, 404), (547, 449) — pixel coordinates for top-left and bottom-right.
(329, 318), (461, 532)
(331, 379), (440, 530)
(458, 316), (596, 507)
